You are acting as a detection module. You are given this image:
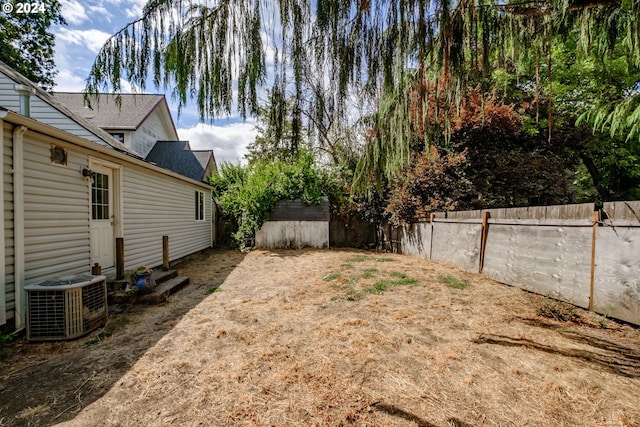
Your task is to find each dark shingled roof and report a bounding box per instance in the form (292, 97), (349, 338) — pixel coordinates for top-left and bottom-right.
(53, 92), (166, 130)
(145, 141), (214, 182)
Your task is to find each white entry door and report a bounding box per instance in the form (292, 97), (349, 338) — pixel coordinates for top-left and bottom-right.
(90, 165), (115, 268)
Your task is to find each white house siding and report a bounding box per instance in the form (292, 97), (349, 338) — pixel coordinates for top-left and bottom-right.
(2, 121), (14, 325)
(0, 72), (21, 111)
(121, 165), (211, 270)
(22, 131), (91, 284)
(28, 98), (111, 148)
(128, 110), (170, 158)
(0, 70), (111, 149)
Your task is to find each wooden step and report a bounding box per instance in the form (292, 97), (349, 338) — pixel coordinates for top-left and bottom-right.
(107, 270), (189, 305)
(107, 269), (178, 291)
(137, 276), (190, 304)
(151, 268), (178, 284)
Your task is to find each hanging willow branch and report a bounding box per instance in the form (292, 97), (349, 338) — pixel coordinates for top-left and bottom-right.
(85, 0), (272, 119)
(84, 0), (640, 173)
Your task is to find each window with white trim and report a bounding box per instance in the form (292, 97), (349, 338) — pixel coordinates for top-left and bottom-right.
(195, 191), (205, 221)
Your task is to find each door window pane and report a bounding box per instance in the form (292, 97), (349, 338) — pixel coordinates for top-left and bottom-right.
(92, 172), (110, 220)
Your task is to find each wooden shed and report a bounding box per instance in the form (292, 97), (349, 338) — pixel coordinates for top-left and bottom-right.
(255, 198), (330, 249)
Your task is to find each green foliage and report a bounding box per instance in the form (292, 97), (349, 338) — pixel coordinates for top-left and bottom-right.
(324, 257), (417, 300)
(345, 254), (370, 263)
(86, 0), (640, 210)
(322, 272), (341, 282)
(245, 93), (301, 163)
(363, 274), (419, 294)
(0, 1), (66, 91)
(361, 268), (378, 279)
(210, 151), (324, 248)
(439, 275), (469, 290)
(86, 0), (640, 157)
(0, 331), (15, 345)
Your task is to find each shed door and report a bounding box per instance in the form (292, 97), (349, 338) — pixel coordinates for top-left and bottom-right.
(90, 165), (114, 268)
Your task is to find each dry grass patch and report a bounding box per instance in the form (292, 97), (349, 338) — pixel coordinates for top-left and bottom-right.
(2, 249), (639, 427)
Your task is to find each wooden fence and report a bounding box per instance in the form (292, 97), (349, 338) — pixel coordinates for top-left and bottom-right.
(387, 201), (640, 326)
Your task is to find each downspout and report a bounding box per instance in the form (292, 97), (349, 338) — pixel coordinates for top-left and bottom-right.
(0, 114), (6, 326)
(13, 125), (26, 330)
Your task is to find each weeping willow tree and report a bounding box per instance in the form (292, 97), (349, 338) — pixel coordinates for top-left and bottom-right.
(85, 0), (640, 182)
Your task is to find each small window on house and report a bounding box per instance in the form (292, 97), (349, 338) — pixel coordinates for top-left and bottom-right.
(110, 133), (124, 143)
(50, 145), (67, 166)
(195, 191), (205, 221)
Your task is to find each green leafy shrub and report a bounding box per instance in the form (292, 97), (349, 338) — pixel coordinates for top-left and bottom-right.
(210, 151), (324, 249)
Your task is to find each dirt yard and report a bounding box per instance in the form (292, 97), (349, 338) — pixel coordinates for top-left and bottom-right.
(1, 248), (639, 427)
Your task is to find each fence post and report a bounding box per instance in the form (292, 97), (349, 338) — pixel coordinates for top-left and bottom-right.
(479, 211), (490, 273)
(116, 237), (124, 280)
(163, 235), (170, 271)
(589, 210), (600, 311)
(429, 214), (435, 260)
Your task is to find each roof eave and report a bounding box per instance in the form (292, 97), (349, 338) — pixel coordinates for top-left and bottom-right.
(0, 110), (212, 190)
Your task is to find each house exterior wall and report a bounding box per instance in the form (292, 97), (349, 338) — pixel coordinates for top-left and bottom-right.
(0, 71), (110, 148)
(23, 131), (91, 283)
(0, 73), (21, 112)
(0, 117), (213, 330)
(121, 165), (212, 270)
(2, 121), (14, 325)
(127, 109), (172, 158)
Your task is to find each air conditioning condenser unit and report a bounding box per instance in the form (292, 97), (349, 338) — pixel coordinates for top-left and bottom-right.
(26, 274), (107, 341)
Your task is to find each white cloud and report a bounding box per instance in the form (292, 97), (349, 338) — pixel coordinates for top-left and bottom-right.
(123, 0), (146, 18)
(54, 69), (87, 92)
(59, 0), (89, 25)
(87, 5), (112, 21)
(55, 28), (112, 53)
(177, 122), (257, 165)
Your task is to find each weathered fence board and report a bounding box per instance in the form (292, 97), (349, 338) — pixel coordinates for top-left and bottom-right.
(329, 219), (376, 248)
(446, 210), (483, 220)
(593, 226), (640, 325)
(390, 201), (640, 325)
(483, 223), (593, 308)
(431, 221), (482, 272)
(602, 201), (640, 226)
(487, 203), (594, 220)
(400, 223), (432, 259)
(256, 221), (329, 249)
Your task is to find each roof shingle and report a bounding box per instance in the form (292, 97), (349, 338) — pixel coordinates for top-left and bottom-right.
(145, 141), (213, 182)
(54, 92), (165, 130)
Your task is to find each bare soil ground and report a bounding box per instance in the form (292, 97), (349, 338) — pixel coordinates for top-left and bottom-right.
(1, 248), (639, 427)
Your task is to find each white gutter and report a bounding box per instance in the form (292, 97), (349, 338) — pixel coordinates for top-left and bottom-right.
(12, 125), (26, 330)
(0, 116), (6, 326)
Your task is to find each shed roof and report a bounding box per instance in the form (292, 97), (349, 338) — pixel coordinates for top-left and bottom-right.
(268, 198), (330, 221)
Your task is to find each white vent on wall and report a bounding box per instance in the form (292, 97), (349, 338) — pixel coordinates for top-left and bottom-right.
(26, 274), (107, 341)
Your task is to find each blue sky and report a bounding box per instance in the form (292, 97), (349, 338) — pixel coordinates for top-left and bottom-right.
(52, 0), (257, 164)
